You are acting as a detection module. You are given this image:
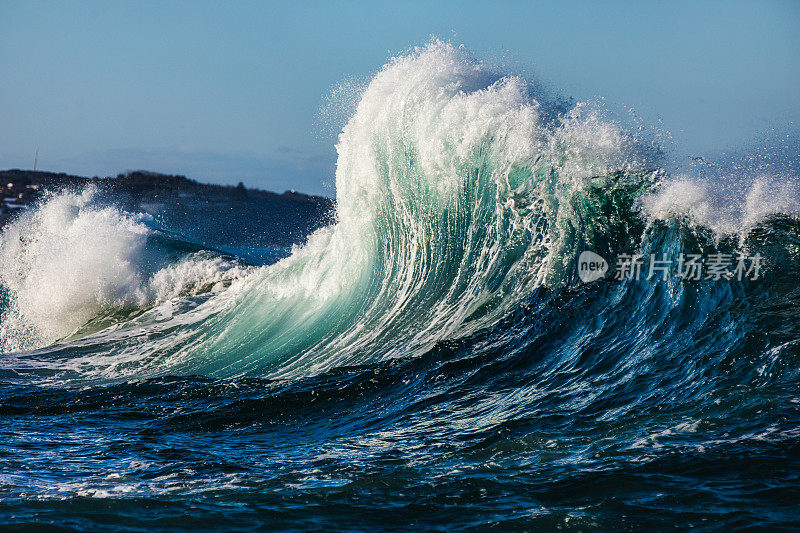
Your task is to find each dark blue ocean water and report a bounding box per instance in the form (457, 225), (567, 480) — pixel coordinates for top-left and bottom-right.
(2, 205), (799, 532)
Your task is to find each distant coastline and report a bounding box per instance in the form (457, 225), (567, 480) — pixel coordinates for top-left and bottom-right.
(0, 169), (335, 247)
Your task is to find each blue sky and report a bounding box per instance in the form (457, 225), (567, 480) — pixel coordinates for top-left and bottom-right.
(1, 1), (798, 196)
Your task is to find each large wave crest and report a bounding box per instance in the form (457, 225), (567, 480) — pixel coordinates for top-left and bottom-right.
(3, 41), (749, 379)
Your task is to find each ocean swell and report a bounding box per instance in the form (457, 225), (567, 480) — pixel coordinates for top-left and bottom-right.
(2, 41), (797, 382)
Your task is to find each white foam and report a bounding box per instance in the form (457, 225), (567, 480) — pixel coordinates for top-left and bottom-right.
(642, 175), (800, 235)
(0, 188), (249, 351)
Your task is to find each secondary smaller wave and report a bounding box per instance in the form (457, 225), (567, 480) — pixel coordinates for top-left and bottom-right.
(0, 188), (250, 352)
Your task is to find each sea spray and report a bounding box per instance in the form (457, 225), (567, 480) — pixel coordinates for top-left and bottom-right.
(0, 187), (248, 351)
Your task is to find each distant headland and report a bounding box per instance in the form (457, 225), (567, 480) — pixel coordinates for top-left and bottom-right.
(0, 169), (335, 247)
